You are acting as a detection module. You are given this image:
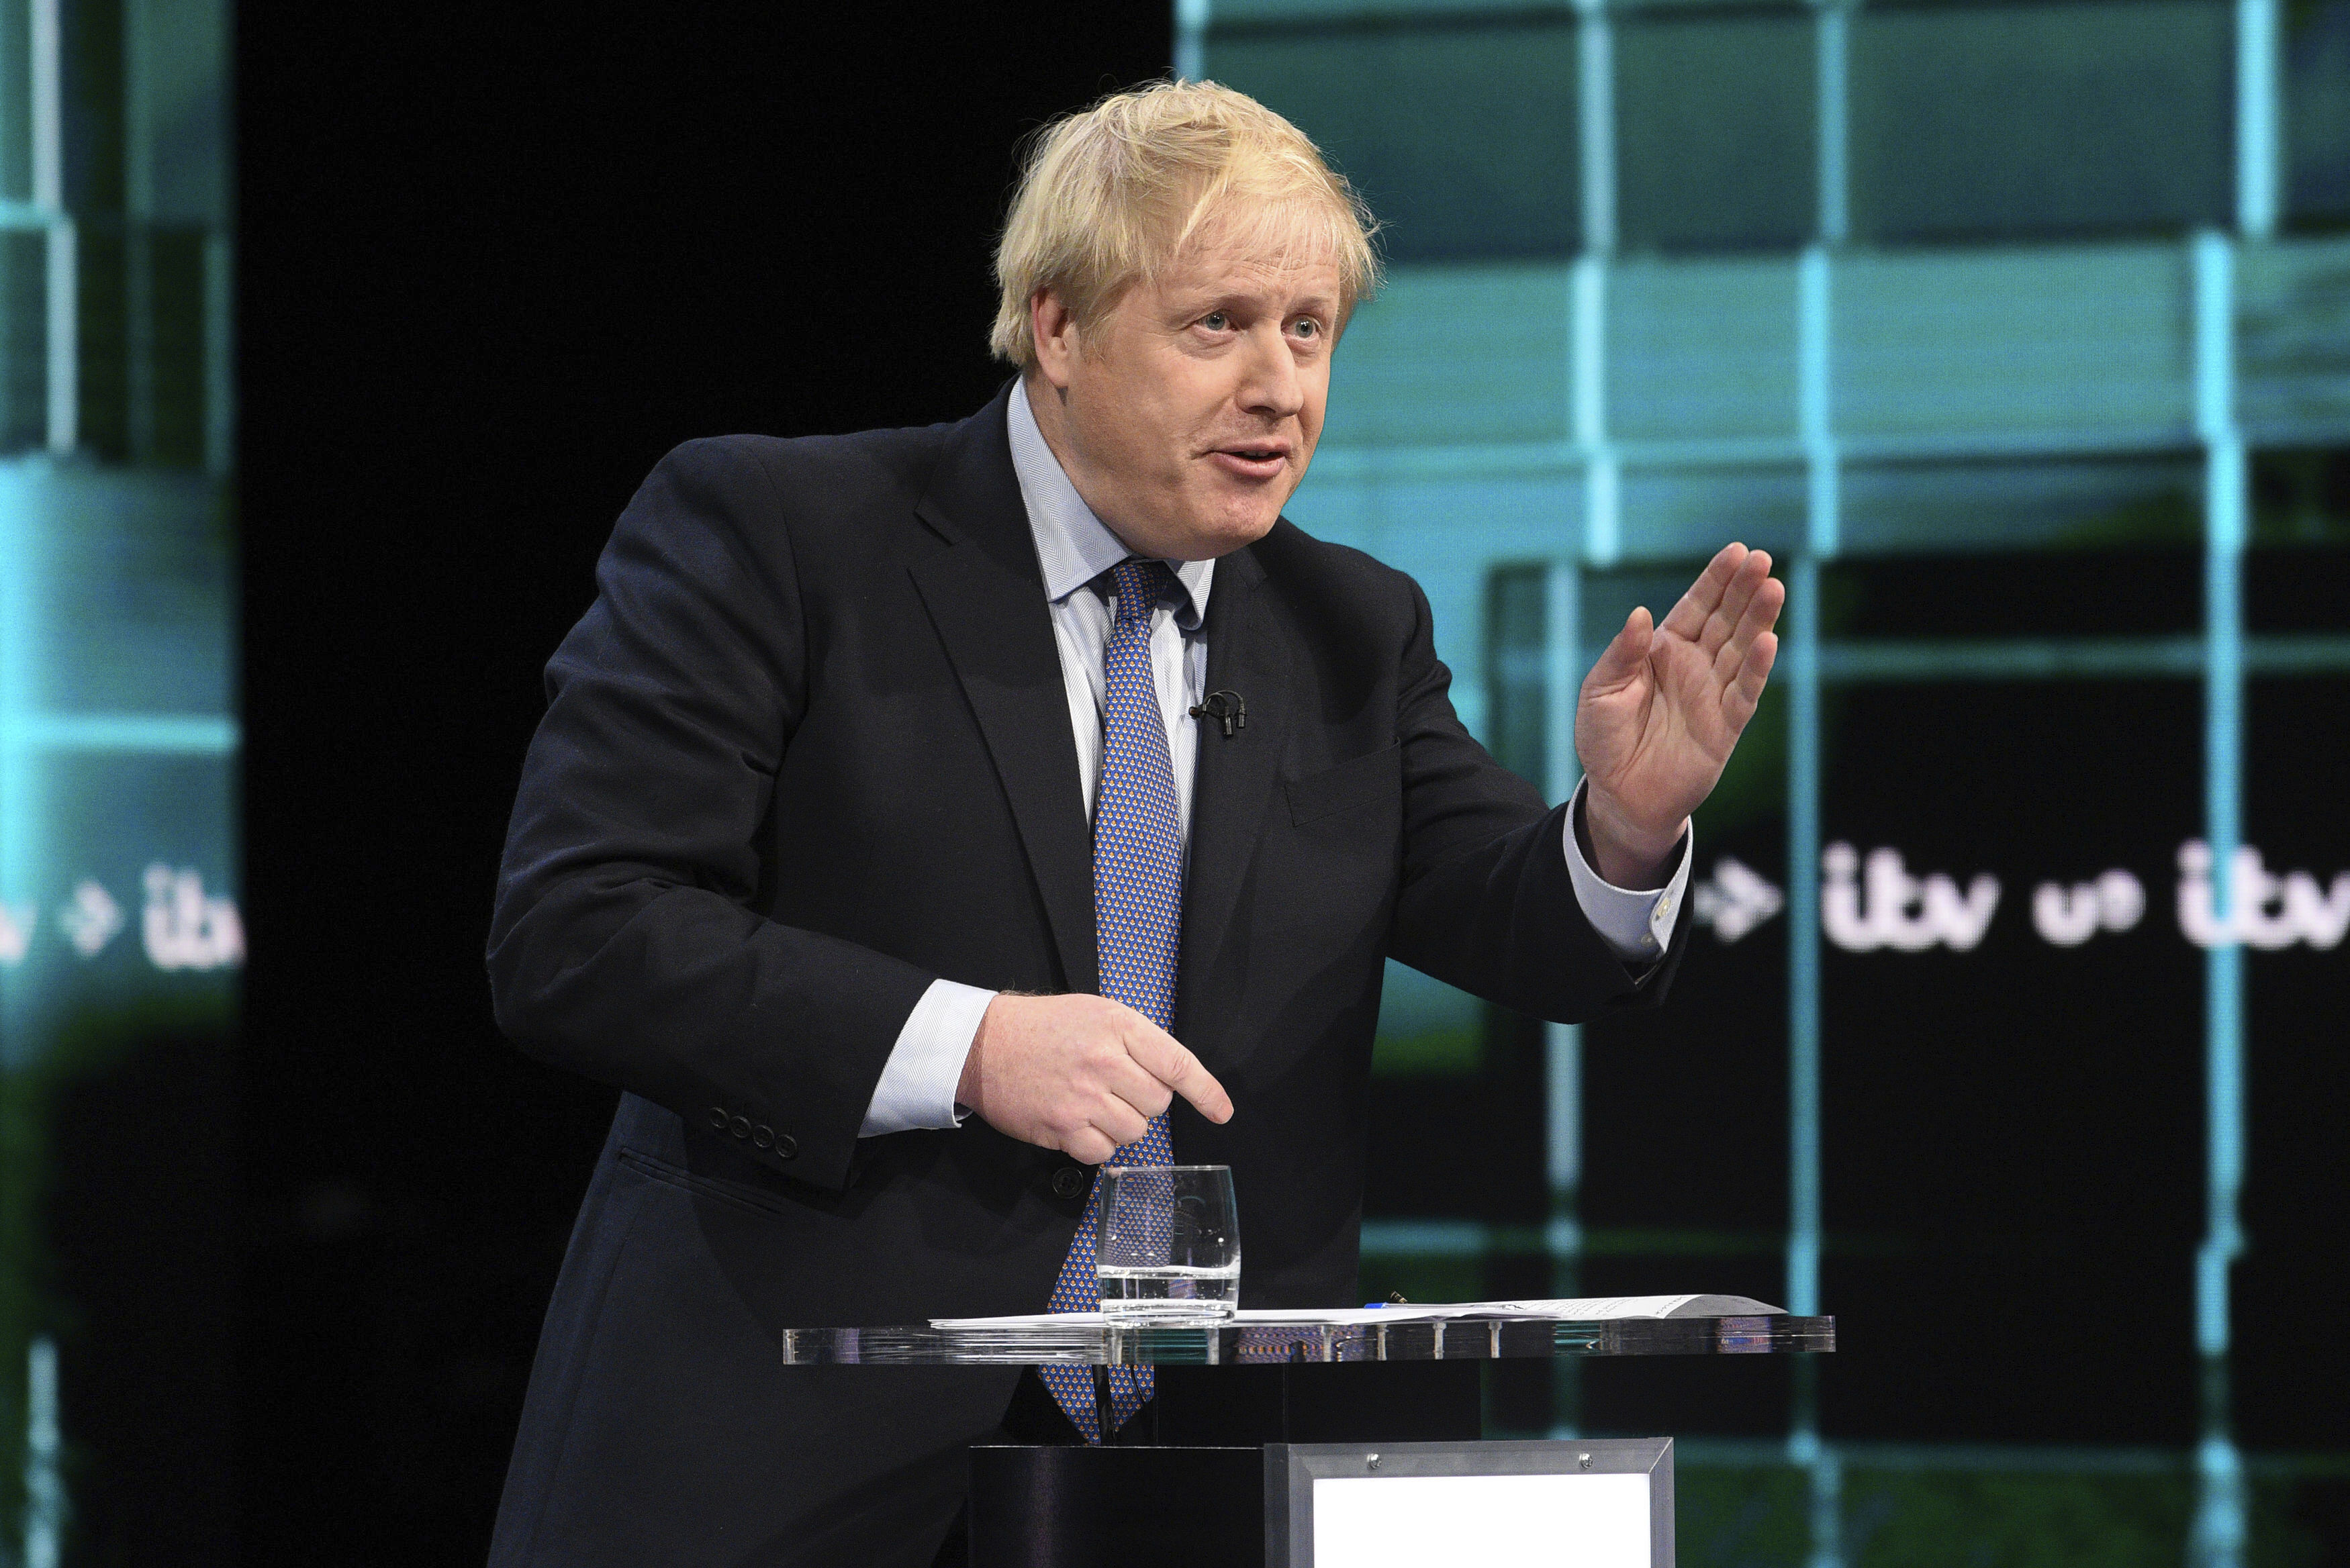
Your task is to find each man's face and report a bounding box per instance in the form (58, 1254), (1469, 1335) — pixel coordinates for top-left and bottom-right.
(1028, 216), (1340, 562)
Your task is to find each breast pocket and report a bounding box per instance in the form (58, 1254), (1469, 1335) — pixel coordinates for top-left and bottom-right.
(1284, 743), (1403, 828)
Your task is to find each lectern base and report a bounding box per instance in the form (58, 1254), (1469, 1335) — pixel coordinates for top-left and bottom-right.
(967, 1444), (1263, 1567)
(966, 1360), (1485, 1567)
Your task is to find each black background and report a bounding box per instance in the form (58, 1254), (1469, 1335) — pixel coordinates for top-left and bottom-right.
(237, 4), (1174, 1561)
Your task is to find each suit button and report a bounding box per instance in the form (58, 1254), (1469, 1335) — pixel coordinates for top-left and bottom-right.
(729, 1114), (751, 1140)
(1050, 1167), (1086, 1201)
(752, 1124), (774, 1150)
(708, 1106), (728, 1132)
(773, 1134), (798, 1160)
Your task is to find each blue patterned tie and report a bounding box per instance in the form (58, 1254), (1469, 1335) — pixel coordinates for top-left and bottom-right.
(1039, 558), (1184, 1442)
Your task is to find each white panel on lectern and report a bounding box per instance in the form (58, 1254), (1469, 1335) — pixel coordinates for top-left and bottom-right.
(1311, 1472), (1651, 1567)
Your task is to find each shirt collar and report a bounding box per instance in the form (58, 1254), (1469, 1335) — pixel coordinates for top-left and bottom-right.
(1008, 377), (1213, 630)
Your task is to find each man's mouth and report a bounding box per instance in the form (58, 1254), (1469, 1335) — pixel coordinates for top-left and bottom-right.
(1208, 444), (1290, 480)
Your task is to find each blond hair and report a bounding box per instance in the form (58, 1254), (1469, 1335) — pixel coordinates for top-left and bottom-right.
(990, 79), (1380, 368)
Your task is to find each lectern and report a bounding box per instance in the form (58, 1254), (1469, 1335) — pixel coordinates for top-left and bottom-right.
(784, 1307), (1834, 1567)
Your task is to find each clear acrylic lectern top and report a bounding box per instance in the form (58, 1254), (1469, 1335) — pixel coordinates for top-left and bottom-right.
(781, 1302), (1834, 1367)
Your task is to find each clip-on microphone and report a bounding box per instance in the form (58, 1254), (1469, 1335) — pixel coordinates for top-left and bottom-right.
(1188, 689), (1247, 738)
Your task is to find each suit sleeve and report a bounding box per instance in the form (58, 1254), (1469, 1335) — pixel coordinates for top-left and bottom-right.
(1382, 575), (1691, 1022)
(486, 438), (933, 1192)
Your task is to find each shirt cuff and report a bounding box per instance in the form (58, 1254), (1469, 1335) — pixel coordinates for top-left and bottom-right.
(859, 979), (996, 1136)
(1561, 778), (1693, 964)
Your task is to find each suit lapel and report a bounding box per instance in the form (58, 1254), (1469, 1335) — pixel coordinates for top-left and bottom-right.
(908, 389), (1098, 996)
(1180, 545), (1287, 1003)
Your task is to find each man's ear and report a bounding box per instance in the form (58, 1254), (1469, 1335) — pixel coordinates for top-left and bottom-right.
(1030, 287), (1080, 390)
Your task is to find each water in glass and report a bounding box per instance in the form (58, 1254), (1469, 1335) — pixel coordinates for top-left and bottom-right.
(1094, 1164), (1240, 1322)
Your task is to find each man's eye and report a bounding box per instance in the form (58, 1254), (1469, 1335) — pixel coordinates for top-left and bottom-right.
(1200, 311), (1230, 331)
(1292, 317), (1321, 340)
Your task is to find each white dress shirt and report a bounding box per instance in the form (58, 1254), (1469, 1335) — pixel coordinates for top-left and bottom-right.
(857, 380), (1692, 1134)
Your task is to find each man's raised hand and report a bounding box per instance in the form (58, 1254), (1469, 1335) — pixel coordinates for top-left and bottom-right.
(1573, 541), (1784, 888)
(955, 993), (1234, 1164)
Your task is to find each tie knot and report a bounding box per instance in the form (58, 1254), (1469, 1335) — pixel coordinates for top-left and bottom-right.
(1109, 558), (1177, 628)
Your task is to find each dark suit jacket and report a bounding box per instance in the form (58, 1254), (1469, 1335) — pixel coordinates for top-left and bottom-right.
(484, 384), (1690, 1567)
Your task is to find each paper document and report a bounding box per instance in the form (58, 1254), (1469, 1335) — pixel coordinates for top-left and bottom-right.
(927, 1294), (1783, 1330)
(1462, 1294), (1784, 1320)
(1216, 1295), (1783, 1324)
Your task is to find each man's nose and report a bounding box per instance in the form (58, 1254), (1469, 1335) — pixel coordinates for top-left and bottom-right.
(1236, 324), (1303, 420)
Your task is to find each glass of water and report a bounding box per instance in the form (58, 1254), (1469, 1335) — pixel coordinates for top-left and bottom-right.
(1094, 1164), (1241, 1321)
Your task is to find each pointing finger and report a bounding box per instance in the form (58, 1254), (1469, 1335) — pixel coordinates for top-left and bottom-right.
(1127, 1025), (1233, 1124)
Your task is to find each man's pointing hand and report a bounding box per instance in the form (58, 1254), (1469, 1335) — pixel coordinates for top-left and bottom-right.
(956, 993), (1234, 1165)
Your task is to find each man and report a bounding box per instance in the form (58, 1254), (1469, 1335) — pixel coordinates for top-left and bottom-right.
(486, 81), (1781, 1567)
